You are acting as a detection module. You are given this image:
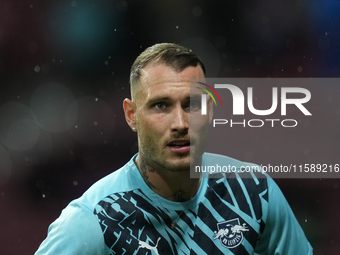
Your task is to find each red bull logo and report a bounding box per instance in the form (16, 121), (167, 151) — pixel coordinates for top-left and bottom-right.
(213, 218), (249, 249)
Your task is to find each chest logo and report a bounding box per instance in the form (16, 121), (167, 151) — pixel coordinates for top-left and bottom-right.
(213, 218), (249, 249)
(138, 237), (161, 255)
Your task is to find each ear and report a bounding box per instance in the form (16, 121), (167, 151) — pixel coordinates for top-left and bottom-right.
(123, 98), (137, 132)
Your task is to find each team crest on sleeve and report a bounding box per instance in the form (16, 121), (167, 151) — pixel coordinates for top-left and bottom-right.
(213, 218), (249, 248)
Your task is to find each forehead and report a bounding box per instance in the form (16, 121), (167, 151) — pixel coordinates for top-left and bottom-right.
(136, 62), (205, 100)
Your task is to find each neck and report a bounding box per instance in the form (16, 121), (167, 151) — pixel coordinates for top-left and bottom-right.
(135, 153), (201, 202)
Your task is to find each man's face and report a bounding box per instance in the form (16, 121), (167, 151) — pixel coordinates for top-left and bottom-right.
(131, 62), (212, 172)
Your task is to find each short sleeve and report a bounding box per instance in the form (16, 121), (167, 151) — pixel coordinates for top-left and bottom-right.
(35, 200), (106, 255)
(254, 178), (313, 255)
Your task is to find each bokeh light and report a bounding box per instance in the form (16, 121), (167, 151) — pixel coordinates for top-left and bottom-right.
(30, 82), (77, 133)
(0, 102), (38, 151)
(6, 118), (40, 151)
(44, 0), (123, 74)
(0, 145), (12, 185)
(68, 96), (115, 145)
(8, 128), (52, 167)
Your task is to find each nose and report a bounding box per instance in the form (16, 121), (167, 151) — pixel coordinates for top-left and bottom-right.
(171, 105), (189, 133)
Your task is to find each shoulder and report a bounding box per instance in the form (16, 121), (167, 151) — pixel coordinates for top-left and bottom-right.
(35, 156), (140, 254)
(78, 155), (140, 210)
(35, 199), (108, 254)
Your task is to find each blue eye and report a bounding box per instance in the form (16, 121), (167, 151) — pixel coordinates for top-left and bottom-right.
(154, 102), (166, 110)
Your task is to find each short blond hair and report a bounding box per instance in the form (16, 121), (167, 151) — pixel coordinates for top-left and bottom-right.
(130, 43), (205, 88)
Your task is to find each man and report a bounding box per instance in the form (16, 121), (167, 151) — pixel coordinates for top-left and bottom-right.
(35, 43), (313, 254)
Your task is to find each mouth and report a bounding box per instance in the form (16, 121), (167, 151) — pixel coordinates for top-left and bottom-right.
(167, 139), (191, 154)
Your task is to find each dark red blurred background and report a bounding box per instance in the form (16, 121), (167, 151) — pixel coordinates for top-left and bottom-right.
(1, 1), (339, 254)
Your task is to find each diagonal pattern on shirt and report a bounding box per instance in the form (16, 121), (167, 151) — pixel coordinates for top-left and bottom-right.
(94, 172), (268, 255)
